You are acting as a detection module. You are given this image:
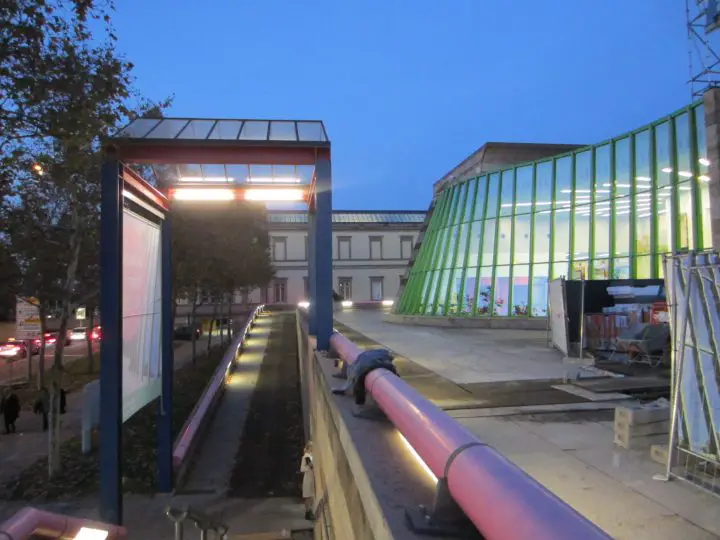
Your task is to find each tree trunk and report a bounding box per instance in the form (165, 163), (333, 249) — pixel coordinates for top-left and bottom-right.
(190, 289), (199, 365)
(86, 310), (94, 373)
(207, 298), (218, 354)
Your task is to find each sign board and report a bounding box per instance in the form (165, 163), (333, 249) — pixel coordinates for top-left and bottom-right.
(15, 297), (41, 339)
(76, 307), (86, 320)
(548, 279), (569, 356)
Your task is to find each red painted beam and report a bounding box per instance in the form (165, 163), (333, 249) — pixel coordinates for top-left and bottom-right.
(120, 164), (169, 211)
(115, 144), (330, 166)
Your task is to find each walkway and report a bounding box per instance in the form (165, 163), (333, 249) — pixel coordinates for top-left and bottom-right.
(336, 310), (720, 540)
(0, 337), (223, 487)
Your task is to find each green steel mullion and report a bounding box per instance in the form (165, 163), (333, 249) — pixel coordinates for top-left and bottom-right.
(489, 174), (503, 316)
(411, 195), (443, 313)
(589, 148), (596, 279)
(688, 105), (702, 250)
(508, 169), (518, 315)
(629, 134), (637, 277)
(649, 124), (659, 278)
(669, 116), (680, 254)
(527, 163), (538, 317)
(441, 183), (470, 314)
(567, 154), (577, 280)
(609, 140), (617, 277)
(470, 176), (490, 316)
(417, 192), (451, 312)
(549, 159), (558, 279)
(430, 188), (458, 314)
(457, 179), (479, 315)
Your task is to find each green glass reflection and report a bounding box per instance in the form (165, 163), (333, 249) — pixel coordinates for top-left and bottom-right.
(486, 173), (500, 219)
(476, 267), (493, 315)
(512, 265), (529, 316)
(531, 264), (549, 316)
(494, 266), (510, 316)
(694, 105), (712, 249)
(462, 179), (478, 223)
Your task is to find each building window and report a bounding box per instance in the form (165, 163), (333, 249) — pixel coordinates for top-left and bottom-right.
(400, 236), (413, 259)
(339, 277), (352, 300)
(272, 237), (287, 261)
(370, 236), (383, 260)
(370, 277), (384, 301)
(338, 236), (351, 260)
(273, 279), (287, 303)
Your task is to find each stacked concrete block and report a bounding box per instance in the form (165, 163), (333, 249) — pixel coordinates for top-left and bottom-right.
(614, 401), (670, 450)
(650, 444), (678, 467)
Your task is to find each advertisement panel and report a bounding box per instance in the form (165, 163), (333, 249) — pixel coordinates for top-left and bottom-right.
(548, 278), (569, 355)
(122, 208), (162, 422)
(16, 297), (41, 339)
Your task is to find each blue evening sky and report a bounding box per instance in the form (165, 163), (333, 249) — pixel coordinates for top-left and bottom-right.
(113, 0), (691, 211)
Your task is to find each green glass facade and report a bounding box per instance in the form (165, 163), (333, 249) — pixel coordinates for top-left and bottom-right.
(398, 102), (713, 317)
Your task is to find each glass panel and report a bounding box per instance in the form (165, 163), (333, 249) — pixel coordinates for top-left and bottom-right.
(636, 255), (652, 278)
(208, 120), (243, 140)
(454, 223), (469, 267)
(297, 121), (326, 141)
(486, 174), (500, 219)
(574, 201), (592, 261)
(613, 137), (632, 196)
(462, 268), (477, 314)
(496, 217), (512, 265)
(481, 219), (496, 267)
(423, 271), (440, 314)
(695, 105), (712, 249)
(467, 221), (483, 267)
(201, 164), (230, 182)
(476, 268), (493, 315)
(678, 180), (694, 251)
(269, 121), (297, 141)
(634, 129), (652, 188)
(533, 210), (551, 263)
(613, 257), (630, 278)
(636, 130), (653, 256)
(493, 266), (510, 316)
(531, 264), (549, 317)
(145, 119), (189, 139)
(454, 183), (469, 224)
(474, 177), (487, 221)
(675, 113), (692, 180)
(434, 270), (451, 315)
(447, 187), (461, 225)
(177, 119), (215, 139)
(553, 209), (570, 263)
(594, 145), (611, 259)
(572, 260), (589, 279)
(657, 186), (673, 254)
(513, 213), (531, 264)
(512, 266), (529, 316)
(656, 122), (672, 187)
(593, 259), (609, 279)
(462, 179), (478, 222)
(447, 269), (463, 315)
(515, 166), (533, 210)
(500, 170), (515, 216)
(614, 194), (632, 256)
(239, 120), (269, 140)
(535, 161), (553, 211)
(444, 226), (461, 268)
(555, 157), (573, 208)
(118, 118), (160, 137)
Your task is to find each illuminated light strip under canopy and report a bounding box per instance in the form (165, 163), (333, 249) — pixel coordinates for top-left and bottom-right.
(169, 186), (309, 202)
(247, 176), (302, 184)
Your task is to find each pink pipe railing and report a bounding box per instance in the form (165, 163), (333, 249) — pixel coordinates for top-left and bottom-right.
(0, 507), (126, 539)
(173, 305), (264, 470)
(329, 332), (611, 540)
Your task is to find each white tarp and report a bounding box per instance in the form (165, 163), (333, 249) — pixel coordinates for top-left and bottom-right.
(548, 278), (569, 356)
(122, 208), (162, 422)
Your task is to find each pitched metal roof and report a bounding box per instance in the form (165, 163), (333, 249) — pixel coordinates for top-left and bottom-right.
(267, 211), (426, 224)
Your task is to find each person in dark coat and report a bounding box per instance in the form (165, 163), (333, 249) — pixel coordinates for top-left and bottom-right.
(33, 387), (49, 431)
(1, 387), (20, 434)
(60, 388), (67, 415)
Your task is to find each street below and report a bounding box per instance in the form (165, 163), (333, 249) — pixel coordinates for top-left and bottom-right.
(0, 340), (100, 385)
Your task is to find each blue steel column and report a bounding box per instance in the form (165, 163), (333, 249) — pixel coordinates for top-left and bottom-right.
(157, 211), (174, 492)
(308, 210), (317, 335)
(99, 157), (123, 524)
(314, 158), (333, 350)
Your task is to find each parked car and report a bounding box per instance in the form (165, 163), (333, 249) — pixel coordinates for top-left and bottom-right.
(174, 325), (202, 341)
(70, 327), (88, 341)
(6, 337), (40, 355)
(0, 340), (28, 359)
(42, 331), (71, 347)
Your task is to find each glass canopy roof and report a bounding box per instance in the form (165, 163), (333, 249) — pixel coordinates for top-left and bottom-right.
(114, 117), (329, 143)
(146, 163), (316, 185)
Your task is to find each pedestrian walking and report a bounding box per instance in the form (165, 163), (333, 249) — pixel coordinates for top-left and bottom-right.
(0, 387), (20, 434)
(33, 386), (49, 431)
(300, 442), (315, 521)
